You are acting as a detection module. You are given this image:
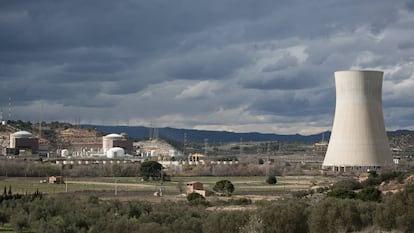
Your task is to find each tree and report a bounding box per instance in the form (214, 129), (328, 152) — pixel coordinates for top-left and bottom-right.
(259, 200), (309, 233)
(139, 161), (163, 181)
(326, 188), (356, 199)
(213, 180), (234, 196)
(0, 211), (9, 226)
(356, 187), (381, 202)
(308, 198), (363, 233)
(187, 192), (206, 206)
(266, 176), (277, 185)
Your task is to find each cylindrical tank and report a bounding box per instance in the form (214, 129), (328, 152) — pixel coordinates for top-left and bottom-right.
(10, 131), (33, 148)
(323, 70), (392, 170)
(106, 147), (125, 159)
(102, 133), (123, 153)
(61, 149), (69, 157)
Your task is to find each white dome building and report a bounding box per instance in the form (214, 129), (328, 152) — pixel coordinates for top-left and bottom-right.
(102, 133), (124, 153)
(102, 133), (133, 155)
(9, 131), (39, 155)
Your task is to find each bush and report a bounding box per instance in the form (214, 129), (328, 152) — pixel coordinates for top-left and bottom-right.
(327, 189), (356, 199)
(333, 179), (361, 190)
(213, 180), (235, 196)
(228, 198), (252, 205)
(308, 198), (364, 233)
(266, 176), (277, 185)
(356, 187), (381, 202)
(187, 192), (205, 202)
(187, 193), (208, 206)
(258, 200), (309, 233)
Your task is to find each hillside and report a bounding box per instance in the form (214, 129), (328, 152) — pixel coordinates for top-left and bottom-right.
(82, 124), (414, 145)
(81, 125), (331, 144)
(2, 121), (413, 150)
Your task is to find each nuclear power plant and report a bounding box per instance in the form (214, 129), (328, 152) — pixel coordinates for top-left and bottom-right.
(323, 70), (393, 171)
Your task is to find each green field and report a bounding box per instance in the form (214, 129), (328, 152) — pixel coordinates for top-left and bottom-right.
(0, 175), (341, 201)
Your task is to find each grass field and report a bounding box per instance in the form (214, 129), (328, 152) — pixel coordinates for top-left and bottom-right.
(0, 175), (341, 201)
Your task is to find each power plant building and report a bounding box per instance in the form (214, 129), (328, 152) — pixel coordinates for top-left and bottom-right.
(9, 131), (39, 155)
(323, 70), (393, 171)
(102, 133), (133, 155)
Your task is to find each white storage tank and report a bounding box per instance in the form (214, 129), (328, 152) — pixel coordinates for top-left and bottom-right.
(102, 133), (124, 153)
(61, 149), (70, 157)
(106, 147), (125, 159)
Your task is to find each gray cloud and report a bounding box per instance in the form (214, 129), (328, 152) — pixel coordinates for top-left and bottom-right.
(0, 0), (413, 134)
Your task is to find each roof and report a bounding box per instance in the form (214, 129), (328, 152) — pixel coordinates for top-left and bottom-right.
(11, 131), (33, 138)
(104, 133), (123, 138)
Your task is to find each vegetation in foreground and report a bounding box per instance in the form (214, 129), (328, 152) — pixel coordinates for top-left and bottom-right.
(1, 171), (414, 233)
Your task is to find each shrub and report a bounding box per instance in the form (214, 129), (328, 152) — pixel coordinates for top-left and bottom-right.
(356, 187), (381, 202)
(333, 179), (361, 190)
(266, 176), (277, 185)
(228, 198), (252, 205)
(259, 200), (309, 233)
(308, 198), (363, 233)
(213, 180), (235, 196)
(187, 192), (208, 206)
(187, 192), (205, 202)
(327, 189), (356, 199)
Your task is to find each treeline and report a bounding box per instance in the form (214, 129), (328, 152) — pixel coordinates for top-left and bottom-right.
(1, 183), (414, 232)
(0, 159), (288, 177)
(0, 160), (140, 177)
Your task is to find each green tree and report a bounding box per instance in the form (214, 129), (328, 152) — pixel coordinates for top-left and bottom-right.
(0, 211), (9, 226)
(139, 161), (163, 181)
(266, 176), (277, 185)
(187, 192), (208, 206)
(10, 212), (29, 233)
(213, 180), (235, 196)
(308, 198), (363, 233)
(356, 187), (381, 202)
(326, 188), (356, 199)
(332, 179), (361, 190)
(187, 192), (205, 202)
(258, 200), (309, 233)
(203, 211), (249, 233)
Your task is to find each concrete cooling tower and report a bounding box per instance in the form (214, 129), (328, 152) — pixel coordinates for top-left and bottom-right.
(323, 70), (392, 171)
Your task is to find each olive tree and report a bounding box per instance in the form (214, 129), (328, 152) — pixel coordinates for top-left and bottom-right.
(213, 180), (234, 196)
(139, 161), (162, 181)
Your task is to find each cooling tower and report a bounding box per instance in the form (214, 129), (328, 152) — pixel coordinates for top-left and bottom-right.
(323, 70), (392, 171)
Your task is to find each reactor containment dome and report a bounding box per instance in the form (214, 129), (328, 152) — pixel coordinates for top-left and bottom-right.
(322, 70), (393, 172)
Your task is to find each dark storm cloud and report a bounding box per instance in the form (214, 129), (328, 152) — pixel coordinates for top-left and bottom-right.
(242, 68), (323, 90)
(165, 48), (251, 80)
(1, 0), (413, 133)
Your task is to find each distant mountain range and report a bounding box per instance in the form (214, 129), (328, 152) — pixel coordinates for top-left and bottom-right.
(81, 125), (413, 144)
(80, 125), (329, 144)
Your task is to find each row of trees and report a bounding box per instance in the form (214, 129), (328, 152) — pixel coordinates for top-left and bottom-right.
(0, 160), (141, 177)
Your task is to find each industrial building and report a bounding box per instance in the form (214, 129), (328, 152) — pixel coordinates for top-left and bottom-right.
(102, 133), (133, 155)
(323, 70), (393, 171)
(8, 131), (39, 155)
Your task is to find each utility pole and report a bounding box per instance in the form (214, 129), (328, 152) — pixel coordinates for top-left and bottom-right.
(204, 138), (208, 156)
(183, 133), (187, 157)
(159, 167), (164, 197)
(266, 143), (270, 177)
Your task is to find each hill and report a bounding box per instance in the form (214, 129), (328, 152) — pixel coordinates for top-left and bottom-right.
(81, 125), (330, 144)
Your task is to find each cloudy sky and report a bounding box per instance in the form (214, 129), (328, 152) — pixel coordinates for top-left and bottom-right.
(1, 0), (414, 135)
